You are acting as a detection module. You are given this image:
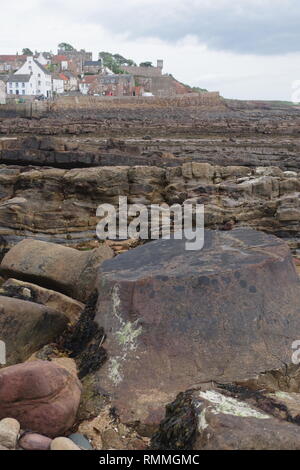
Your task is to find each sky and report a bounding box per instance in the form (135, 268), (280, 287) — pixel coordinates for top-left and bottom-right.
(2, 0), (300, 100)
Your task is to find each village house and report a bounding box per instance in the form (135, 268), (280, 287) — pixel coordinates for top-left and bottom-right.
(59, 71), (78, 92)
(6, 74), (35, 97)
(36, 52), (52, 66)
(51, 55), (69, 71)
(83, 60), (102, 74)
(0, 79), (6, 104)
(7, 56), (52, 97)
(51, 74), (64, 95)
(0, 55), (26, 73)
(79, 75), (98, 95)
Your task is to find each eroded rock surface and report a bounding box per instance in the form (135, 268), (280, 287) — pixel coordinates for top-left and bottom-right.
(0, 163), (300, 254)
(95, 229), (300, 430)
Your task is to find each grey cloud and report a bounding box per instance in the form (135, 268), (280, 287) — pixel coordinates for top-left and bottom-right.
(80, 0), (300, 55)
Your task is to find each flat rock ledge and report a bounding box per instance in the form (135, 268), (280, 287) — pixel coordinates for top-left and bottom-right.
(95, 228), (300, 431)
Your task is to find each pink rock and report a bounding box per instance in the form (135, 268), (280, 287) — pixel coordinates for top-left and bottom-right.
(0, 360), (82, 437)
(19, 432), (52, 450)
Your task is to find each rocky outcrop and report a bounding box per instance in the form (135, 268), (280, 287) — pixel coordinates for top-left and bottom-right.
(1, 278), (84, 324)
(0, 296), (68, 365)
(0, 239), (113, 302)
(0, 360), (82, 437)
(0, 163), (300, 254)
(151, 388), (300, 450)
(94, 229), (300, 431)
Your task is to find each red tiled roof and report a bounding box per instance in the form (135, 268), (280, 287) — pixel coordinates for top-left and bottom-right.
(59, 73), (69, 81)
(0, 55), (26, 62)
(81, 75), (98, 84)
(52, 55), (68, 63)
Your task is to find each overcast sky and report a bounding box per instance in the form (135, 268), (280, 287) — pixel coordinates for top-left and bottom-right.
(2, 0), (300, 100)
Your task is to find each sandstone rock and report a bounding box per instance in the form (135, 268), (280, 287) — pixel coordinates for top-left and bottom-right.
(18, 432), (52, 450)
(0, 360), (82, 437)
(1, 161), (300, 252)
(1, 278), (84, 324)
(0, 418), (20, 449)
(152, 389), (300, 450)
(0, 239), (113, 302)
(0, 296), (68, 365)
(51, 437), (81, 450)
(95, 228), (300, 431)
(52, 357), (78, 377)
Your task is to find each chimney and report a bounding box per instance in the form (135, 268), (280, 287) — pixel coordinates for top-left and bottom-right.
(157, 59), (163, 70)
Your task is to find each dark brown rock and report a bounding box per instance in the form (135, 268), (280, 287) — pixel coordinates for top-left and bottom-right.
(95, 228), (300, 430)
(1, 278), (84, 324)
(0, 360), (82, 437)
(0, 296), (68, 365)
(152, 389), (300, 450)
(0, 239), (113, 302)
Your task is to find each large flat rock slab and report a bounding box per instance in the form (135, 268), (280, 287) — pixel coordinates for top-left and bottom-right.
(95, 229), (300, 430)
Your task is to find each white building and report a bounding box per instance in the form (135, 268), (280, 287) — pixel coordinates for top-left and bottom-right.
(36, 52), (51, 66)
(0, 80), (6, 104)
(52, 75), (64, 95)
(7, 56), (52, 97)
(6, 74), (35, 97)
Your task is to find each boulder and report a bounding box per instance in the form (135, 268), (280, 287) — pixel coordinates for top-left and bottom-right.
(51, 437), (81, 450)
(0, 296), (69, 365)
(0, 418), (20, 449)
(0, 360), (82, 437)
(0, 239), (113, 302)
(95, 228), (300, 430)
(1, 278), (84, 324)
(18, 432), (52, 451)
(152, 389), (300, 450)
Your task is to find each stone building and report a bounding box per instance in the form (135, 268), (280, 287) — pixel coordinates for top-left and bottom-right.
(57, 48), (92, 74)
(120, 59), (163, 77)
(79, 75), (98, 95)
(83, 60), (102, 74)
(119, 59), (189, 96)
(91, 74), (135, 96)
(0, 80), (6, 104)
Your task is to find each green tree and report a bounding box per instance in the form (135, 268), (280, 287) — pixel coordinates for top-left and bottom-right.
(22, 48), (33, 55)
(99, 51), (136, 74)
(139, 61), (153, 67)
(58, 42), (75, 52)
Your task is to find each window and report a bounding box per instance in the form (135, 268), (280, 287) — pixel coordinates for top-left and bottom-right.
(22, 90), (25, 95)
(38, 73), (41, 77)
(9, 90), (13, 94)
(29, 66), (32, 71)
(38, 81), (41, 86)
(15, 83), (18, 87)
(9, 82), (12, 88)
(22, 83), (25, 87)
